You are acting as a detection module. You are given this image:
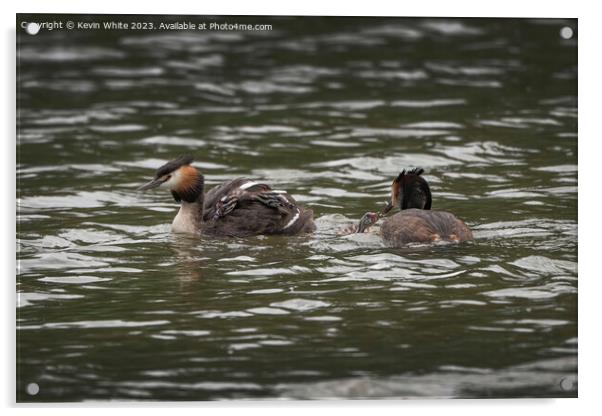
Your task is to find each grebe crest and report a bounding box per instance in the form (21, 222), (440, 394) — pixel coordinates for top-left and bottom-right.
(383, 167), (432, 215)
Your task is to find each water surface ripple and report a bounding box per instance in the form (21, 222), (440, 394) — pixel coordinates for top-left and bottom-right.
(17, 16), (577, 401)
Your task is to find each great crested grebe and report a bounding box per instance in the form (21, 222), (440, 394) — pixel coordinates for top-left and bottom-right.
(356, 168), (473, 246)
(137, 155), (316, 237)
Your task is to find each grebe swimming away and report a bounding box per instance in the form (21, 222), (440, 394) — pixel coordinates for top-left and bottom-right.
(137, 155), (316, 237)
(357, 168), (473, 246)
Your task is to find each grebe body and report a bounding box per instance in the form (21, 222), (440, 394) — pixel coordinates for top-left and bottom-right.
(357, 168), (472, 246)
(380, 208), (473, 245)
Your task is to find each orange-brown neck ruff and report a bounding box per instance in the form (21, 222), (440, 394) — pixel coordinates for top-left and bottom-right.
(172, 165), (204, 203)
(391, 179), (401, 208)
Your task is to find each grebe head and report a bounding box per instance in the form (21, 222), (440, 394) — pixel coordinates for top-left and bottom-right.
(357, 211), (379, 233)
(137, 155), (204, 203)
(382, 168), (432, 215)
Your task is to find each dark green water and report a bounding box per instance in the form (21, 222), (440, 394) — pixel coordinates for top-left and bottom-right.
(16, 15), (577, 401)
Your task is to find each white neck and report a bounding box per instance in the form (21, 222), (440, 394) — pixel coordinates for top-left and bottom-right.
(171, 201), (202, 235)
